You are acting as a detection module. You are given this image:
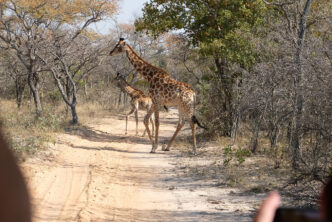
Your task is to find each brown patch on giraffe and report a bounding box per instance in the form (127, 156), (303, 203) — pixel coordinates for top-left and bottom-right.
(133, 62), (140, 67)
(167, 91), (173, 99)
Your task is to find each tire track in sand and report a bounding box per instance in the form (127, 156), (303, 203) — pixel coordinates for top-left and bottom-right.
(29, 136), (92, 222)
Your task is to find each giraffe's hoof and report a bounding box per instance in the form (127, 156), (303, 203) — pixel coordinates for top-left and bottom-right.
(161, 144), (167, 151)
(150, 150), (156, 153)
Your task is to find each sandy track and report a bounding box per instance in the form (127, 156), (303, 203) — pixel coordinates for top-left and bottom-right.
(22, 109), (260, 222)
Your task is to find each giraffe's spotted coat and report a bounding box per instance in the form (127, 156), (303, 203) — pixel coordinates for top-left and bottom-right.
(114, 73), (154, 137)
(110, 39), (199, 154)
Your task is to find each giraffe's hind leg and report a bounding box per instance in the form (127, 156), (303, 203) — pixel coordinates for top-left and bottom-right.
(163, 114), (185, 152)
(190, 116), (197, 155)
(142, 115), (154, 137)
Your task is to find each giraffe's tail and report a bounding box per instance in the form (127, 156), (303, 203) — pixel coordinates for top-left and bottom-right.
(191, 93), (207, 129)
(163, 105), (169, 112)
(192, 115), (208, 130)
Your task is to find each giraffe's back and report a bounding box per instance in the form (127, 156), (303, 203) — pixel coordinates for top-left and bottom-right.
(149, 76), (195, 109)
(137, 96), (153, 111)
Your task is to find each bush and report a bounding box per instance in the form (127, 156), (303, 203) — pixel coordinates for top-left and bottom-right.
(48, 90), (63, 104)
(223, 145), (252, 166)
(0, 100), (62, 157)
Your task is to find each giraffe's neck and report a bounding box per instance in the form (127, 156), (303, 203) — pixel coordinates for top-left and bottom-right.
(125, 45), (167, 82)
(118, 78), (139, 98)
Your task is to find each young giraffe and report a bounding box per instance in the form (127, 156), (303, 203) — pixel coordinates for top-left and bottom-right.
(114, 72), (154, 137)
(110, 38), (206, 154)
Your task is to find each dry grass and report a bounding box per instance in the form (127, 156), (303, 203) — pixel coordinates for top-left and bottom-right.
(0, 99), (122, 160)
(0, 100), (60, 160)
(172, 133), (321, 208)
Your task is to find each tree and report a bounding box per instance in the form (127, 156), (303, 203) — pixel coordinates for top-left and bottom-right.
(135, 0), (268, 135)
(0, 52), (27, 108)
(262, 0), (329, 168)
(235, 0), (331, 178)
(38, 29), (106, 124)
(0, 0), (118, 118)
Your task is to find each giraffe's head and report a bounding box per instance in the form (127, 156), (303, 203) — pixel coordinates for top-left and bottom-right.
(109, 38), (126, 56)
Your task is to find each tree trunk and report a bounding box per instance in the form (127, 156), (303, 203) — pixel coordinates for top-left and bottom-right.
(49, 68), (79, 125)
(230, 110), (240, 145)
(250, 103), (267, 153)
(291, 91), (303, 169)
(124, 93), (128, 105)
(84, 79), (88, 97)
(214, 57), (234, 136)
(290, 0), (313, 169)
(118, 91), (122, 107)
(70, 104), (78, 124)
(15, 77), (26, 109)
(65, 77), (72, 113)
(27, 72), (42, 117)
(70, 86), (78, 124)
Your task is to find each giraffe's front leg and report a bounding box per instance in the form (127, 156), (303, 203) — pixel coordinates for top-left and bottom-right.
(125, 105), (136, 135)
(134, 110), (138, 136)
(151, 106), (160, 153)
(143, 106), (155, 145)
(150, 116), (155, 138)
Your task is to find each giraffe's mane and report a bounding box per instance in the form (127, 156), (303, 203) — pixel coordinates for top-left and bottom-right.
(126, 44), (170, 77)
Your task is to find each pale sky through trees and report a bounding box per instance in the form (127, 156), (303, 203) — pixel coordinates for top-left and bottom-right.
(93, 0), (149, 35)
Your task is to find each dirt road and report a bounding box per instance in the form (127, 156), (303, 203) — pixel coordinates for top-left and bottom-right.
(22, 109), (263, 222)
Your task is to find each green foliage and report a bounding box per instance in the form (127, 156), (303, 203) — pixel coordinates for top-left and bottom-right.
(8, 134), (50, 155)
(134, 78), (149, 89)
(136, 0), (267, 68)
(201, 73), (213, 82)
(136, 0), (269, 135)
(223, 145), (252, 166)
(48, 90), (62, 104)
(35, 106), (63, 131)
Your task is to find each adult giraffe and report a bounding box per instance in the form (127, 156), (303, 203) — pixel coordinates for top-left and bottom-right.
(114, 72), (154, 137)
(109, 38), (205, 154)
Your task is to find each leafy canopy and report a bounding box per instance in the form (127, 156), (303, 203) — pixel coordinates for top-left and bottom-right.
(135, 0), (267, 67)
(0, 0), (118, 24)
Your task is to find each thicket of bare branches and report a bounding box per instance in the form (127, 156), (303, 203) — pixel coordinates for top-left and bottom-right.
(230, 0), (332, 183)
(0, 0), (330, 197)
